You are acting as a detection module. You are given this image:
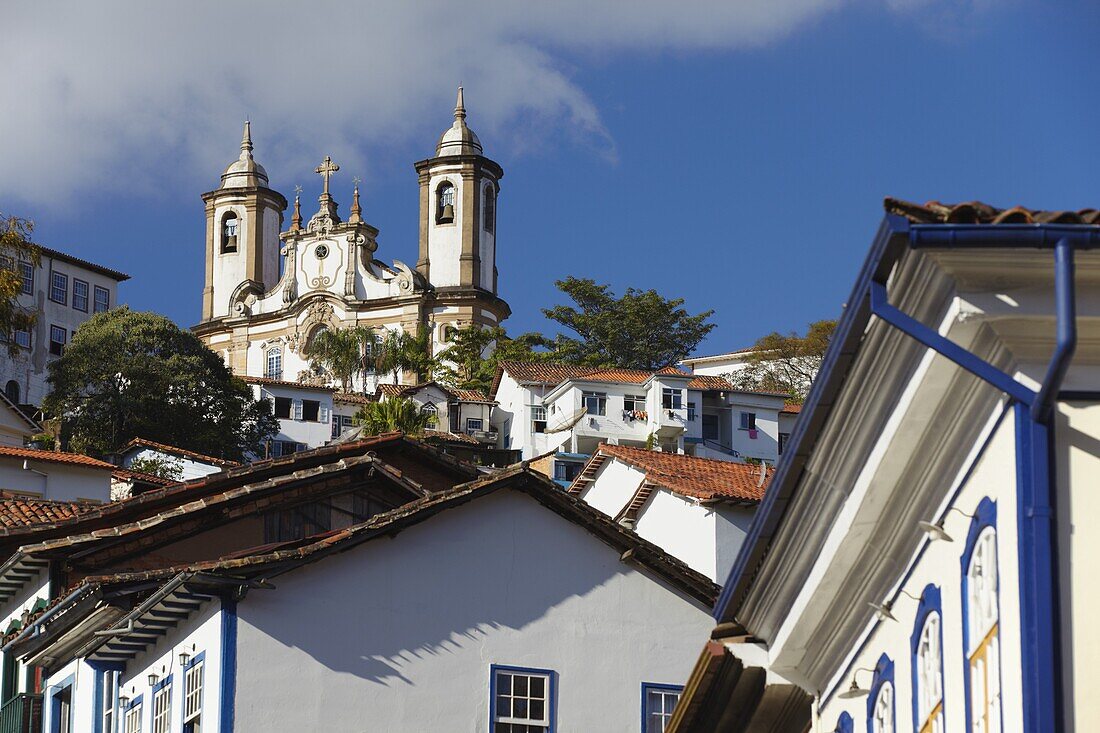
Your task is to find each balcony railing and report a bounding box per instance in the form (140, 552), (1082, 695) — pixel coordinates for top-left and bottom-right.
(0, 693), (43, 733)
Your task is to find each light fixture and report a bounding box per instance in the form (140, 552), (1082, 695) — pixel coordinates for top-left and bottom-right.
(918, 506), (974, 543)
(838, 679), (869, 699)
(178, 651), (190, 667)
(147, 673), (158, 686)
(118, 695), (130, 708)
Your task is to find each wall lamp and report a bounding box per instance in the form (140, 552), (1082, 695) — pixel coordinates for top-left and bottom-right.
(917, 506), (974, 543)
(867, 589), (919, 622)
(147, 673), (158, 686)
(178, 651), (190, 667)
(837, 668), (875, 699)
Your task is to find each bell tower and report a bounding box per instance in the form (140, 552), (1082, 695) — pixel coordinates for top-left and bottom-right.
(414, 88), (503, 295)
(200, 122), (287, 321)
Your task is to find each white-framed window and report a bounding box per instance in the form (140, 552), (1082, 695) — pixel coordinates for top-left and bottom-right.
(583, 391), (606, 416)
(152, 680), (171, 733)
(265, 347), (282, 380)
(492, 666), (552, 732)
(184, 658), (204, 731)
(661, 388), (682, 410)
(72, 279), (89, 312)
(740, 412), (756, 430)
(872, 681), (894, 733)
(643, 684), (682, 733)
(466, 418), (484, 435)
(14, 330), (30, 349)
(53, 684), (72, 733)
(916, 611), (944, 733)
(967, 525), (1001, 733)
(49, 325), (66, 357)
(94, 285), (110, 313)
(531, 405), (546, 433)
(422, 403), (438, 429)
(19, 261), (33, 295)
(50, 272), (68, 304)
(624, 394), (646, 413)
(124, 698), (142, 733)
(686, 402), (696, 421)
(102, 670), (119, 733)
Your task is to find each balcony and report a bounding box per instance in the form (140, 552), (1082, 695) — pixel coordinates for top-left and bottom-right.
(0, 694), (42, 733)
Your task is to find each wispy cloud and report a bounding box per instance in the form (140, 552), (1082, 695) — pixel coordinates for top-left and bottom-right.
(1, 0), (964, 208)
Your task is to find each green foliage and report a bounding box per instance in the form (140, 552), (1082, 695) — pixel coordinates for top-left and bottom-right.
(128, 454), (184, 482)
(435, 325), (548, 393)
(0, 214), (40, 356)
(540, 277), (715, 370)
(354, 397), (432, 437)
(374, 328), (438, 385)
(304, 325), (375, 393)
(42, 308), (279, 460)
(725, 319), (836, 401)
(28, 433), (54, 451)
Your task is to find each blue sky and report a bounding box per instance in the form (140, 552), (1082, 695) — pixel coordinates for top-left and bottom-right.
(6, 1), (1099, 356)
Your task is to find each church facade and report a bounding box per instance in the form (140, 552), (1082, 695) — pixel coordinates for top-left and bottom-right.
(192, 89), (510, 393)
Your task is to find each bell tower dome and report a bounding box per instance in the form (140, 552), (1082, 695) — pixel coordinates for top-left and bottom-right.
(200, 122), (287, 322)
(414, 88), (503, 296)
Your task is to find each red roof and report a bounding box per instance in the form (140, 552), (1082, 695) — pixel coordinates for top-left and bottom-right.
(885, 197), (1100, 225)
(451, 388), (494, 403)
(0, 446), (116, 471)
(120, 438), (240, 468)
(781, 402), (803, 415)
(111, 467), (175, 487)
(0, 492), (93, 528)
(592, 444), (771, 503)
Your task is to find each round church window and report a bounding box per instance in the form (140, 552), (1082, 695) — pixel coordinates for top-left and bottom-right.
(314, 244), (329, 259)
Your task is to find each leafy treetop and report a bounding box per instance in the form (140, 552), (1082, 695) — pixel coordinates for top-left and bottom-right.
(0, 213), (39, 357)
(725, 319), (836, 402)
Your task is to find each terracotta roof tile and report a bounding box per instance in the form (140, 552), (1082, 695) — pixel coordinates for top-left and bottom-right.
(120, 438), (240, 468)
(781, 402), (803, 415)
(334, 392), (374, 405)
(592, 444), (771, 503)
(111, 467), (175, 487)
(0, 493), (92, 528)
(451, 388), (495, 403)
(0, 446), (116, 470)
(885, 196), (1100, 225)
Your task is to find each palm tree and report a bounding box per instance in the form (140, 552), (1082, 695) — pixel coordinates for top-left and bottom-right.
(304, 325), (375, 393)
(374, 327), (437, 385)
(354, 397), (432, 436)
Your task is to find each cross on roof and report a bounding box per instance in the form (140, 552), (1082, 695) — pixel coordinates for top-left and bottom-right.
(315, 156), (339, 196)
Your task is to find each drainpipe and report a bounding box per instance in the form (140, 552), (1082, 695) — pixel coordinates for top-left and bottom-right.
(21, 460), (48, 496)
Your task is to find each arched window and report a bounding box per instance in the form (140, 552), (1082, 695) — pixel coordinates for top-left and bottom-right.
(962, 499), (1001, 733)
(867, 655), (894, 733)
(221, 212), (239, 253)
(436, 182), (455, 223)
(421, 402), (438, 429)
(3, 381), (18, 405)
(266, 347), (282, 381)
(911, 585), (944, 733)
(483, 185), (495, 233)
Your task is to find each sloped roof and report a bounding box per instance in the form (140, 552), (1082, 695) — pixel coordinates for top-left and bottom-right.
(110, 467), (175, 488)
(494, 361), (787, 398)
(451, 388), (494, 403)
(334, 392), (374, 405)
(885, 196), (1100, 225)
(0, 446), (115, 471)
(781, 403), (803, 415)
(120, 438), (241, 468)
(0, 493), (92, 529)
(0, 392), (40, 433)
(586, 444), (771, 503)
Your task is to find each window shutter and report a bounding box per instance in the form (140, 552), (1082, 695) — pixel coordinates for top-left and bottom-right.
(320, 405), (330, 423)
(293, 399), (303, 421)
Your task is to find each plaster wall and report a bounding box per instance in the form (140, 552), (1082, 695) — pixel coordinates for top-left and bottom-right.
(479, 182), (496, 292)
(121, 448), (222, 481)
(815, 413), (1023, 733)
(578, 458), (644, 518)
(426, 172), (463, 288)
(714, 506), (756, 586)
(233, 490), (713, 731)
(250, 384), (333, 449)
(635, 489), (718, 581)
(0, 459), (111, 502)
(211, 202), (248, 318)
(0, 574), (49, 697)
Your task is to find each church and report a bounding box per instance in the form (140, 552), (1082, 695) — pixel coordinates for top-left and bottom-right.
(192, 88), (510, 394)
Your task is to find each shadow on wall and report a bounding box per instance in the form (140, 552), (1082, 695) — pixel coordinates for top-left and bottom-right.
(236, 490), (658, 687)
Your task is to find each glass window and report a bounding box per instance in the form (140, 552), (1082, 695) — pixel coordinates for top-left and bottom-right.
(94, 286), (110, 313)
(72, 279), (89, 312)
(49, 325), (66, 357)
(916, 611), (944, 733)
(661, 388), (682, 410)
(124, 699), (142, 733)
(531, 405), (546, 433)
(14, 330), (30, 349)
(554, 461), (582, 483)
(583, 391), (606, 416)
(687, 402), (696, 421)
(422, 403), (438, 429)
(52, 684), (72, 733)
(50, 272), (68, 304)
(466, 418), (484, 434)
(19, 261), (33, 296)
(302, 399), (320, 422)
(101, 670), (118, 733)
(872, 681), (894, 733)
(624, 394), (646, 413)
(184, 659), (203, 732)
(493, 667), (552, 732)
(152, 681), (171, 733)
(643, 684), (682, 733)
(967, 526), (1001, 733)
(273, 396), (292, 419)
(740, 412), (756, 430)
(266, 347), (282, 380)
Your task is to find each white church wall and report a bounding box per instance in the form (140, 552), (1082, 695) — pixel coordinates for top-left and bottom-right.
(233, 490), (712, 731)
(262, 207), (281, 288)
(426, 170), (463, 288)
(211, 203), (248, 319)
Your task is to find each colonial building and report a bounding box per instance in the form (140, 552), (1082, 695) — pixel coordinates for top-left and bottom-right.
(193, 89), (510, 404)
(670, 198), (1100, 733)
(0, 246), (128, 409)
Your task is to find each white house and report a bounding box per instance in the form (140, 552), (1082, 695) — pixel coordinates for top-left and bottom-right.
(116, 438), (240, 481)
(0, 245), (128, 408)
(0, 447), (114, 503)
(670, 198), (1100, 733)
(0, 393), (40, 449)
(244, 376), (335, 455)
(569, 443), (771, 583)
(679, 347), (759, 378)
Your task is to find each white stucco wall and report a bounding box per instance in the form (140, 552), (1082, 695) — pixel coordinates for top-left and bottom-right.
(714, 506), (756, 586)
(635, 489), (718, 581)
(250, 383), (333, 449)
(0, 458), (111, 502)
(0, 573), (49, 697)
(578, 458), (644, 519)
(233, 490), (713, 731)
(426, 171), (463, 288)
(122, 447), (223, 481)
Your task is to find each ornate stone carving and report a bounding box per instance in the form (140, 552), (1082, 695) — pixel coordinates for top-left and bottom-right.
(391, 260), (421, 295)
(289, 299), (337, 354)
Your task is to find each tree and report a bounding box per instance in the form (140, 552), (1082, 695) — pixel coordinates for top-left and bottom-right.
(354, 397), (432, 436)
(43, 308), (279, 460)
(435, 325), (548, 393)
(0, 213), (40, 356)
(128, 455), (184, 482)
(725, 319), (836, 402)
(374, 328), (437, 385)
(540, 277), (715, 370)
(304, 325), (375, 393)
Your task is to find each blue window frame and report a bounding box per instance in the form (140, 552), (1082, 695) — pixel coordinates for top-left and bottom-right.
(123, 693), (143, 733)
(835, 712), (854, 733)
(489, 664), (555, 732)
(641, 682), (682, 732)
(151, 674), (172, 733)
(866, 654), (894, 733)
(961, 497), (1002, 733)
(911, 584), (945, 733)
(48, 674), (74, 733)
(90, 662), (124, 733)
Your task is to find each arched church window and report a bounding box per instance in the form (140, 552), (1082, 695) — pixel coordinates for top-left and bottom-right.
(222, 212), (239, 253)
(964, 517), (1001, 733)
(871, 682), (894, 733)
(4, 381), (19, 405)
(436, 182), (455, 224)
(421, 402), (438, 429)
(483, 185), (495, 233)
(266, 347), (282, 381)
(914, 610), (944, 733)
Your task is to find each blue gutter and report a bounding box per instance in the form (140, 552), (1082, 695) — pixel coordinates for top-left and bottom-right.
(717, 219), (1094, 733)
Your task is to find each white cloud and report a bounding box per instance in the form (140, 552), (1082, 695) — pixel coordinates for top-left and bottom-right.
(1, 0), (934, 208)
